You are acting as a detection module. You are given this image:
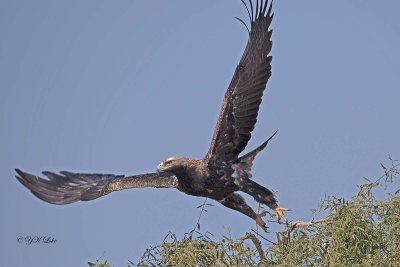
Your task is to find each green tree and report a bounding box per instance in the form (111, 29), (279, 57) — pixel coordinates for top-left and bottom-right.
(265, 157), (400, 267)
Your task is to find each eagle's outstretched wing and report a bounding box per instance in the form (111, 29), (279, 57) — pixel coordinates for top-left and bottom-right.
(205, 0), (274, 167)
(15, 169), (178, 205)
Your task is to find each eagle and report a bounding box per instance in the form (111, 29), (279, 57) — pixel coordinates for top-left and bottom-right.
(15, 0), (288, 230)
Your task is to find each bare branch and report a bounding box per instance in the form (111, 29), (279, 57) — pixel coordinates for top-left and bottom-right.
(277, 218), (326, 245)
(241, 232), (266, 264)
(287, 219), (326, 233)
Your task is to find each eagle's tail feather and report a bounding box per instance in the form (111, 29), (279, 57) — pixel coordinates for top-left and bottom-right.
(235, 130), (277, 177)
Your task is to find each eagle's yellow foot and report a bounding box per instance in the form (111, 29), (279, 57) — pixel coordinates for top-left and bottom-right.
(256, 211), (268, 231)
(274, 207), (289, 222)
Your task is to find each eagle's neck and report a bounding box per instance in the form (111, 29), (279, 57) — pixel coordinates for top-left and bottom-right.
(172, 159), (207, 182)
(173, 159), (207, 196)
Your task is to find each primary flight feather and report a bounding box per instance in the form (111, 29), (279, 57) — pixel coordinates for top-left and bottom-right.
(15, 0), (287, 230)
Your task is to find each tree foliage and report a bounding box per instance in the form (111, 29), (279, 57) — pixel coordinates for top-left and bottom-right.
(90, 158), (400, 266)
(266, 157), (400, 266)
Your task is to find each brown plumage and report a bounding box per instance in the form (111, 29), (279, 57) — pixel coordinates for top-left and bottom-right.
(15, 0), (287, 230)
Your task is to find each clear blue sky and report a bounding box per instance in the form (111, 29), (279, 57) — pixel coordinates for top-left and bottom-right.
(1, 1), (399, 266)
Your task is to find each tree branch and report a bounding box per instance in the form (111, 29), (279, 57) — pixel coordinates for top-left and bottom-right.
(241, 232), (266, 263)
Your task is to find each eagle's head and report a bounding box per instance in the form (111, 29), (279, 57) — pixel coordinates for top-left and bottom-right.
(157, 157), (189, 173)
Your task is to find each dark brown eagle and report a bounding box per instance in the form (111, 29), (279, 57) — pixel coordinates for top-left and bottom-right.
(15, 0), (287, 230)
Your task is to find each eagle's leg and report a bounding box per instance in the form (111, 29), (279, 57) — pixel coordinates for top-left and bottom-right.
(236, 178), (288, 222)
(215, 193), (267, 231)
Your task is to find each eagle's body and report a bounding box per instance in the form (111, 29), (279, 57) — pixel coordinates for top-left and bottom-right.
(15, 0), (287, 229)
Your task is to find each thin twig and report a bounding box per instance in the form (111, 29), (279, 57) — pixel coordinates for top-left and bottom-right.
(191, 198), (208, 234)
(251, 229), (276, 245)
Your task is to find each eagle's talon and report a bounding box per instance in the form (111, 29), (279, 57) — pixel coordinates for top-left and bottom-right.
(256, 212), (268, 231)
(274, 207), (289, 222)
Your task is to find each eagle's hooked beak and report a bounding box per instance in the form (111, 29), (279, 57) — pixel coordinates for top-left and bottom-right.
(157, 157), (175, 172)
(157, 162), (165, 172)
